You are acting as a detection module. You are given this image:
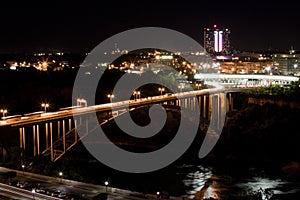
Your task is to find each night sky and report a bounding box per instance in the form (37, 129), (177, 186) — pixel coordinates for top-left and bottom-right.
(1, 0), (299, 53)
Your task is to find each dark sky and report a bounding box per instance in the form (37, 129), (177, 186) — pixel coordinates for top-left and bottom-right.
(1, 0), (299, 53)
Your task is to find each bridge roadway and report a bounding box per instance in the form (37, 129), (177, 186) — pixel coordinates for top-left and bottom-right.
(0, 84), (225, 128)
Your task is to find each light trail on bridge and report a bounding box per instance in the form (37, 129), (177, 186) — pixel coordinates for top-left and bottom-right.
(0, 85), (226, 127)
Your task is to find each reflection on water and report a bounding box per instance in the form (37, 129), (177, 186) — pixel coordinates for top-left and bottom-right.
(181, 164), (300, 200)
(237, 176), (300, 199)
(182, 165), (217, 199)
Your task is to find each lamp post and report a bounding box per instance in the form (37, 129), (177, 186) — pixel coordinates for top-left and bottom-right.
(77, 98), (87, 107)
(133, 91), (141, 100)
(158, 87), (165, 96)
(59, 171), (63, 183)
(104, 181), (109, 192)
(22, 164), (25, 175)
(137, 91), (141, 100)
(32, 188), (35, 199)
(41, 103), (49, 112)
(0, 109), (7, 118)
(195, 83), (202, 90)
(107, 94), (114, 103)
(156, 191), (160, 199)
(178, 85), (184, 93)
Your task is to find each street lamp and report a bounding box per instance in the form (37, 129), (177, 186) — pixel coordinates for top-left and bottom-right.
(178, 85), (184, 93)
(41, 103), (49, 112)
(22, 164), (25, 174)
(133, 91), (141, 100)
(32, 188), (35, 199)
(104, 181), (109, 192)
(59, 171), (63, 183)
(156, 191), (160, 198)
(137, 91), (141, 99)
(107, 94), (114, 103)
(158, 87), (165, 96)
(195, 83), (202, 90)
(0, 109), (7, 118)
(77, 98), (87, 107)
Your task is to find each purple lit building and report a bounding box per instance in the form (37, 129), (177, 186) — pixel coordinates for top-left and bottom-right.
(204, 24), (231, 55)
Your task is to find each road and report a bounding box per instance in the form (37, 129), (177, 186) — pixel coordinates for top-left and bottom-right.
(0, 182), (61, 200)
(0, 167), (183, 200)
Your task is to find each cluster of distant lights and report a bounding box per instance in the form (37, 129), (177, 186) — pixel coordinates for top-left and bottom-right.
(0, 52), (75, 71)
(3, 47), (300, 75)
(105, 51), (198, 74)
(33, 52), (64, 56)
(109, 50), (205, 75)
(8, 61), (49, 71)
(98, 55), (222, 76)
(6, 60), (70, 71)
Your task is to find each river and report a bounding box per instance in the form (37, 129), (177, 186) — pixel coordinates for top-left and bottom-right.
(84, 156), (300, 199)
(179, 164), (300, 199)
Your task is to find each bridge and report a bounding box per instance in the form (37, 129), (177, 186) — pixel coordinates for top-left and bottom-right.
(0, 84), (236, 163)
(194, 73), (299, 87)
(0, 74), (298, 163)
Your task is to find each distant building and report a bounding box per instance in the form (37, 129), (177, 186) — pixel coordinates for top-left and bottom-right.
(218, 61), (273, 74)
(204, 24), (231, 55)
(272, 48), (300, 76)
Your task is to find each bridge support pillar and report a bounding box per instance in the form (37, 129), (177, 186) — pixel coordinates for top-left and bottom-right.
(179, 98), (183, 107)
(200, 95), (204, 119)
(211, 95), (222, 129)
(50, 122), (53, 161)
(19, 127), (25, 158)
(74, 120), (78, 141)
(45, 123), (48, 148)
(37, 124), (40, 155)
(33, 125), (36, 157)
(68, 118), (72, 132)
(185, 98), (188, 108)
(62, 120), (66, 152)
(218, 94), (222, 130)
(208, 95), (212, 121)
(226, 93), (233, 112)
(177, 99), (181, 107)
(204, 95), (209, 120)
(57, 121), (60, 139)
(193, 96), (198, 111)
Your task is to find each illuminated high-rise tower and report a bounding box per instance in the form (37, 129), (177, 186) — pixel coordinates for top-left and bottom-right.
(204, 24), (231, 55)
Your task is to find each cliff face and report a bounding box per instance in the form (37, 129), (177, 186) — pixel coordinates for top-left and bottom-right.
(212, 95), (300, 168)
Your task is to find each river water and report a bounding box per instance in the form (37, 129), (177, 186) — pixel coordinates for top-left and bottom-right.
(178, 164), (300, 199)
(91, 157), (300, 200)
(69, 127), (300, 199)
